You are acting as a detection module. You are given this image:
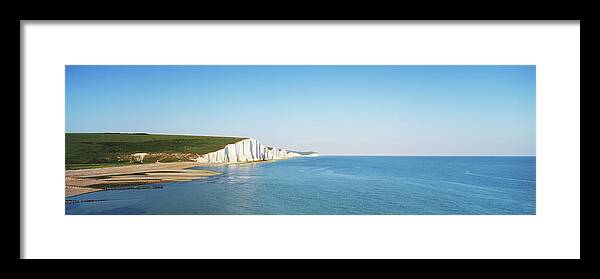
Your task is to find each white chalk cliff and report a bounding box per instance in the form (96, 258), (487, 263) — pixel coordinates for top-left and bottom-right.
(195, 138), (318, 163)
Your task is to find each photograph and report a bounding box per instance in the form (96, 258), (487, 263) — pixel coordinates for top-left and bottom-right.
(22, 20), (579, 259)
(64, 65), (536, 215)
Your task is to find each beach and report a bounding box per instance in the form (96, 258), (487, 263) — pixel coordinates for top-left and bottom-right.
(65, 161), (221, 198)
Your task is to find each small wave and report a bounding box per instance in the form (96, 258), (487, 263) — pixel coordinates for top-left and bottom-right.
(323, 169), (359, 179)
(464, 171), (535, 183)
(400, 177), (523, 195)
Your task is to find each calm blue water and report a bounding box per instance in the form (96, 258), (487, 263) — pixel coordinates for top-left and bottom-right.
(65, 156), (536, 215)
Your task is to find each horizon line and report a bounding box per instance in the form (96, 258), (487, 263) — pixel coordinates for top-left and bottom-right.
(319, 154), (536, 157)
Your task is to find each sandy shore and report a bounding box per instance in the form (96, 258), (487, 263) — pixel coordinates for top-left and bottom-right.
(65, 162), (221, 198)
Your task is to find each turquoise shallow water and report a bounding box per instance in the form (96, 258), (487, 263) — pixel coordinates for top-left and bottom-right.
(65, 156), (536, 215)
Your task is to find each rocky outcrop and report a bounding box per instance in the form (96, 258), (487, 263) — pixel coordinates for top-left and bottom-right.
(195, 138), (318, 163)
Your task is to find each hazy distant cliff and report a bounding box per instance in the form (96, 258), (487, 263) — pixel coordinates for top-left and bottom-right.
(195, 138), (318, 163)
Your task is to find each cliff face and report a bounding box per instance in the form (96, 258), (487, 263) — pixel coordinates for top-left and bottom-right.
(195, 138), (317, 163)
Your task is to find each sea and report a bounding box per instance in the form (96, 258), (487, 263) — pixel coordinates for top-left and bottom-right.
(65, 156), (536, 215)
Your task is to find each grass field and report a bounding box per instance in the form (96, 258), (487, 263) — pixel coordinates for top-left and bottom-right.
(66, 133), (245, 169)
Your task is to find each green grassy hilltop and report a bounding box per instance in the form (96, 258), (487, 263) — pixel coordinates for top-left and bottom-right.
(65, 133), (245, 170)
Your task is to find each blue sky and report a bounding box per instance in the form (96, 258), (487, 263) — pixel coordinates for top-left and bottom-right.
(66, 65), (535, 155)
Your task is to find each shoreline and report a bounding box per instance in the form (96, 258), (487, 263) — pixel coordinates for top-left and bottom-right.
(65, 161), (222, 198)
(65, 158), (301, 199)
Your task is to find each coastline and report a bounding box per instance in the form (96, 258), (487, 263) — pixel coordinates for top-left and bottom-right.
(65, 157), (309, 198)
(65, 161), (222, 198)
